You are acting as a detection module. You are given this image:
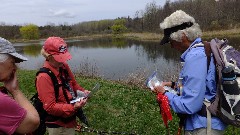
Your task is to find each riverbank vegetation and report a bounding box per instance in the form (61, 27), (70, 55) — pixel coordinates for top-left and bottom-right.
(17, 70), (239, 135)
(123, 28), (240, 42)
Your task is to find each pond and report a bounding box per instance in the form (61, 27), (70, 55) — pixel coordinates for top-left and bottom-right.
(14, 37), (240, 81)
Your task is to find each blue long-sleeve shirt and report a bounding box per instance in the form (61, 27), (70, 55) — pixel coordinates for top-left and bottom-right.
(165, 38), (226, 130)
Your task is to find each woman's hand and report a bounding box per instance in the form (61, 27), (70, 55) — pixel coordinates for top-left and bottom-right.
(74, 98), (87, 111)
(84, 90), (91, 95)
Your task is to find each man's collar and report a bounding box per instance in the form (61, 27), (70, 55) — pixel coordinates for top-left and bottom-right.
(180, 37), (202, 61)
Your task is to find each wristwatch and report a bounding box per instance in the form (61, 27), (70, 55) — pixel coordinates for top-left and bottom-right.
(171, 81), (175, 89)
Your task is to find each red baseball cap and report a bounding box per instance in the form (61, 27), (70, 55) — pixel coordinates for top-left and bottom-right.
(43, 37), (72, 62)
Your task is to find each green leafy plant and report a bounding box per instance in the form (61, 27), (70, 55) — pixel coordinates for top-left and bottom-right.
(20, 24), (39, 40)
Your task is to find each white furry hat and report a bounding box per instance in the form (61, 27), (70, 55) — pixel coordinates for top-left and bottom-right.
(159, 10), (195, 45)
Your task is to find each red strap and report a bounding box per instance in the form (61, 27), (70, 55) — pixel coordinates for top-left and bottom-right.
(157, 93), (172, 128)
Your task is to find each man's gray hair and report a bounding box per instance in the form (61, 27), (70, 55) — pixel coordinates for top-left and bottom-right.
(160, 10), (202, 42)
(0, 53), (10, 63)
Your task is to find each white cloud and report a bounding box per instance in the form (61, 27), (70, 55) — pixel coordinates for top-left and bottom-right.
(48, 9), (76, 18)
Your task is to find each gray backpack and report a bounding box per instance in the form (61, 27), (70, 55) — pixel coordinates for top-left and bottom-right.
(204, 38), (240, 126)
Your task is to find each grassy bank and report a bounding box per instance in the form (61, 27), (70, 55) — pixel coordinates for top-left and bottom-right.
(9, 28), (240, 43)
(16, 70), (238, 135)
(123, 28), (240, 42)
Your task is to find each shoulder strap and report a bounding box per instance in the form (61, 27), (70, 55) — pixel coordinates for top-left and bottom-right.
(203, 42), (212, 71)
(36, 67), (60, 101)
(59, 67), (74, 101)
(59, 67), (71, 103)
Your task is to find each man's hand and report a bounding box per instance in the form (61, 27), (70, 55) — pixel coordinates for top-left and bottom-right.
(4, 70), (20, 95)
(161, 82), (172, 87)
(153, 85), (166, 94)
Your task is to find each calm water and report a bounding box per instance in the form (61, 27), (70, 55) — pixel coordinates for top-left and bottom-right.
(14, 37), (240, 80)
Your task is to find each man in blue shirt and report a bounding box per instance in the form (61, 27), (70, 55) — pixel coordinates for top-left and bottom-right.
(154, 10), (226, 135)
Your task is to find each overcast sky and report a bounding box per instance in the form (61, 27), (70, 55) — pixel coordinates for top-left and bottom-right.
(0, 0), (168, 26)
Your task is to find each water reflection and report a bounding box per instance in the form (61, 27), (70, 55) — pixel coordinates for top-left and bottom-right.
(15, 37), (239, 80)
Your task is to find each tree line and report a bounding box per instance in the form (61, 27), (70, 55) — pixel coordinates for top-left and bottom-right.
(0, 0), (239, 40)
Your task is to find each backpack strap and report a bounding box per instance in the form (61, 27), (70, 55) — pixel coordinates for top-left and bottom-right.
(199, 43), (213, 135)
(36, 67), (60, 101)
(59, 67), (76, 101)
(203, 42), (212, 71)
(203, 99), (212, 135)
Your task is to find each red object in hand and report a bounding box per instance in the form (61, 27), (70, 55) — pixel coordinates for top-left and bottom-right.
(157, 93), (172, 128)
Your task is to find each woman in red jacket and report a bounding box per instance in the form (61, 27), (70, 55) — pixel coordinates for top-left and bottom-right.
(36, 37), (90, 135)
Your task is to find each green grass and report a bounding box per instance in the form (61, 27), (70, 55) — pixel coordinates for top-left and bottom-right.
(16, 70), (240, 135)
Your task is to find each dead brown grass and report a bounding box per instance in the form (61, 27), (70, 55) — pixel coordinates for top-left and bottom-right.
(123, 28), (240, 42)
